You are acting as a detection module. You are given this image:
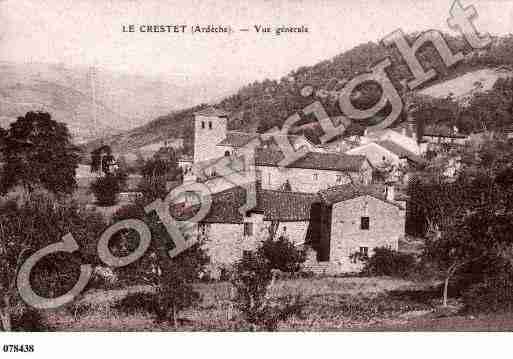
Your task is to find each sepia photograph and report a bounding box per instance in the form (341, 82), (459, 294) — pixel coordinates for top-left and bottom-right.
(1, 0), (513, 356)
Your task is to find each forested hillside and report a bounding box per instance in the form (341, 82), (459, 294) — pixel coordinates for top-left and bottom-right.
(84, 33), (513, 156)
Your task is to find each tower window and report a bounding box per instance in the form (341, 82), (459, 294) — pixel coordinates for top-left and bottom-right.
(243, 222), (253, 236)
(359, 246), (369, 257)
(201, 121), (205, 129)
(208, 121), (212, 130)
(360, 216), (370, 230)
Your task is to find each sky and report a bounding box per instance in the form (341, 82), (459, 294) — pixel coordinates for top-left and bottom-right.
(1, 0), (513, 99)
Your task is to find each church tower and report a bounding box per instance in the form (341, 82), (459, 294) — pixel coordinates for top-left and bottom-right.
(193, 107), (228, 163)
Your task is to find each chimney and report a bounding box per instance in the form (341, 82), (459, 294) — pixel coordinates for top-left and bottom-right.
(385, 185), (395, 202)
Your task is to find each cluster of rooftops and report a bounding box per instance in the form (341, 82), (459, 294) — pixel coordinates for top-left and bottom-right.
(173, 183), (406, 224)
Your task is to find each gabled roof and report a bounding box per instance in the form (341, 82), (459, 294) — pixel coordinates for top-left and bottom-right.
(422, 128), (468, 139)
(175, 185), (319, 223)
(375, 140), (425, 164)
(178, 154), (193, 162)
(318, 183), (403, 209)
(254, 148), (368, 172)
(217, 131), (313, 149)
(217, 131), (259, 148)
(194, 107), (229, 117)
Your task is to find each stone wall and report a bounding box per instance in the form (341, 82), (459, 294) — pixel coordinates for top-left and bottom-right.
(329, 195), (405, 272)
(258, 165), (371, 193)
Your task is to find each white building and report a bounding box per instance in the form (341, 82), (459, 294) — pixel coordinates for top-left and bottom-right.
(346, 140), (425, 169)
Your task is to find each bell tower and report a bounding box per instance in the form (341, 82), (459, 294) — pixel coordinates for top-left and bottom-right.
(193, 107), (228, 163)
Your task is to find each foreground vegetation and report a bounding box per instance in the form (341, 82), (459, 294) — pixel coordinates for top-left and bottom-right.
(35, 276), (513, 331)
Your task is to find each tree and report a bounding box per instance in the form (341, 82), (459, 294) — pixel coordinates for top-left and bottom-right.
(141, 147), (181, 182)
(419, 138), (513, 306)
(90, 145), (115, 176)
(0, 111), (80, 196)
(90, 170), (127, 206)
(110, 196), (209, 326)
(257, 234), (306, 273)
(0, 193), (107, 331)
(230, 250), (304, 331)
(136, 176), (168, 203)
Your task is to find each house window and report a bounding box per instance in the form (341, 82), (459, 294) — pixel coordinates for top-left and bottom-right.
(201, 121), (205, 129)
(359, 246), (369, 257)
(313, 173), (319, 180)
(243, 222), (253, 236)
(336, 174), (343, 183)
(208, 121), (212, 130)
(360, 216), (370, 230)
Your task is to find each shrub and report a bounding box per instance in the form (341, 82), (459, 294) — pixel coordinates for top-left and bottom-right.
(90, 173), (126, 206)
(230, 251), (304, 331)
(360, 247), (416, 278)
(462, 261), (513, 314)
(11, 308), (52, 332)
(257, 235), (306, 273)
(114, 292), (165, 318)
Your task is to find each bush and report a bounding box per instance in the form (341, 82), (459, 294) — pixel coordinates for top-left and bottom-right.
(114, 292), (165, 319)
(257, 235), (306, 273)
(231, 251), (304, 331)
(90, 173), (126, 206)
(12, 308), (52, 332)
(360, 247), (416, 278)
(462, 261), (513, 314)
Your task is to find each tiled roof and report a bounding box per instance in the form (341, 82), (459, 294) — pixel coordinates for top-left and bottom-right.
(258, 189), (319, 221)
(217, 131), (311, 149)
(318, 183), (403, 208)
(174, 185), (319, 224)
(375, 140), (425, 164)
(217, 132), (259, 147)
(178, 154), (193, 162)
(422, 129), (467, 139)
(254, 148), (367, 172)
(194, 107), (229, 117)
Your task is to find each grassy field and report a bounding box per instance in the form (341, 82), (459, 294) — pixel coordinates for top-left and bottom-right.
(39, 276), (513, 332)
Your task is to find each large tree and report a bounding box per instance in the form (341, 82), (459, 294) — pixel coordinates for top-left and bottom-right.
(418, 138), (513, 306)
(109, 192), (209, 327)
(0, 194), (107, 331)
(0, 112), (80, 196)
(141, 146), (181, 181)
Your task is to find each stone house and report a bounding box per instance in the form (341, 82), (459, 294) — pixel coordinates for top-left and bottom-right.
(254, 148), (372, 192)
(308, 184), (406, 273)
(181, 182), (405, 274)
(182, 185), (318, 268)
(187, 147), (372, 195)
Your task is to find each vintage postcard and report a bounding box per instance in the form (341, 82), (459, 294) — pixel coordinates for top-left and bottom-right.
(0, 0), (513, 356)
